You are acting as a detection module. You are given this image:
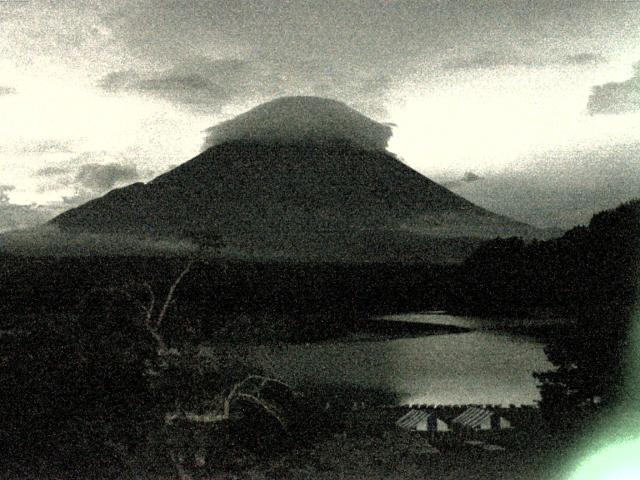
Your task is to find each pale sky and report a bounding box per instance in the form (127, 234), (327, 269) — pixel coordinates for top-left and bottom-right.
(1, 1), (639, 229)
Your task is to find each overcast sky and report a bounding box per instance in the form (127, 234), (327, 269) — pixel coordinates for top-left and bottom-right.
(1, 0), (639, 228)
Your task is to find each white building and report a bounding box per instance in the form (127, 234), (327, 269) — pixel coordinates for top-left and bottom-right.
(396, 410), (450, 432)
(452, 407), (511, 431)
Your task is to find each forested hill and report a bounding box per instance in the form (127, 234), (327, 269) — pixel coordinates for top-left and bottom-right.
(450, 199), (640, 319)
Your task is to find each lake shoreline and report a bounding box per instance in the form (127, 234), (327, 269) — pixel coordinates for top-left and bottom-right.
(202, 312), (553, 408)
(204, 316), (472, 347)
(202, 310), (569, 348)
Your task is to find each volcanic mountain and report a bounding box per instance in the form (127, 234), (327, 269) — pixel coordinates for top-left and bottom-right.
(50, 97), (542, 262)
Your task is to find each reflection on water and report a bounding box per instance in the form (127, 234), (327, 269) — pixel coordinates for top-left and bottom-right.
(381, 312), (567, 330)
(232, 314), (556, 406)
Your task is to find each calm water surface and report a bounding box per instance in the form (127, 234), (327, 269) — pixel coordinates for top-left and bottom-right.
(224, 313), (557, 406)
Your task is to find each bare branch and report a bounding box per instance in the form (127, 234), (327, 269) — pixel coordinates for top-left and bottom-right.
(223, 374), (294, 418)
(118, 282), (167, 353)
(119, 284), (148, 318)
(235, 393), (288, 430)
(148, 326), (169, 354)
(138, 281), (168, 353)
(156, 258), (195, 329)
(141, 281), (156, 323)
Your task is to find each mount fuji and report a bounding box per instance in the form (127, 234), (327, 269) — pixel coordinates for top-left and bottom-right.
(49, 97), (543, 262)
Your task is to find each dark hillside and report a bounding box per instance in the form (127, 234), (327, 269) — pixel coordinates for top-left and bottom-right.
(0, 254), (456, 342)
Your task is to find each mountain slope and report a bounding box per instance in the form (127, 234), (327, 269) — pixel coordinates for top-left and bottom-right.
(48, 96), (546, 262)
(50, 140), (539, 262)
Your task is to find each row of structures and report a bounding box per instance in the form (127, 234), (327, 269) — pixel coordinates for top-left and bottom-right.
(396, 407), (512, 433)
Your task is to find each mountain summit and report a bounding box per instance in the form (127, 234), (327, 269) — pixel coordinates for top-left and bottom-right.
(50, 97), (542, 262)
(202, 96), (393, 151)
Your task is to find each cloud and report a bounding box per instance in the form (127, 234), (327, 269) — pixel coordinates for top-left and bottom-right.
(0, 185), (15, 203)
(20, 140), (73, 154)
(97, 55), (394, 118)
(74, 162), (140, 192)
(33, 155), (145, 206)
(587, 62), (640, 114)
(97, 1), (630, 77)
(440, 171), (483, 189)
(0, 185), (62, 232)
(451, 143), (640, 229)
(35, 165), (72, 177)
(99, 69), (232, 105)
(202, 96), (393, 151)
(462, 171), (482, 182)
(33, 165), (75, 196)
(98, 57), (275, 111)
(0, 86), (16, 95)
(0, 224), (200, 256)
(563, 53), (606, 65)
(0, 204), (60, 233)
(443, 50), (606, 71)
(443, 51), (523, 70)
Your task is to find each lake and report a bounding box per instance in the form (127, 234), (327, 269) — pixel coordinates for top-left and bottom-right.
(219, 313), (558, 406)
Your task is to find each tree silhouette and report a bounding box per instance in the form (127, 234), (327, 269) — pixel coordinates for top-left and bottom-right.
(533, 200), (640, 427)
(453, 199), (640, 428)
(122, 231), (223, 354)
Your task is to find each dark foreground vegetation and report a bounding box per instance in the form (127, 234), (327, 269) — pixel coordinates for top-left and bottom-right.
(0, 257), (454, 344)
(452, 200), (640, 426)
(0, 255), (448, 477)
(0, 200), (638, 478)
(449, 199), (640, 321)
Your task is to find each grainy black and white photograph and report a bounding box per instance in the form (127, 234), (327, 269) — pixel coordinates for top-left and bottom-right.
(1, 1), (639, 479)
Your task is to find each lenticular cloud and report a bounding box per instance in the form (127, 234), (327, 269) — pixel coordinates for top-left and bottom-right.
(202, 96), (393, 151)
